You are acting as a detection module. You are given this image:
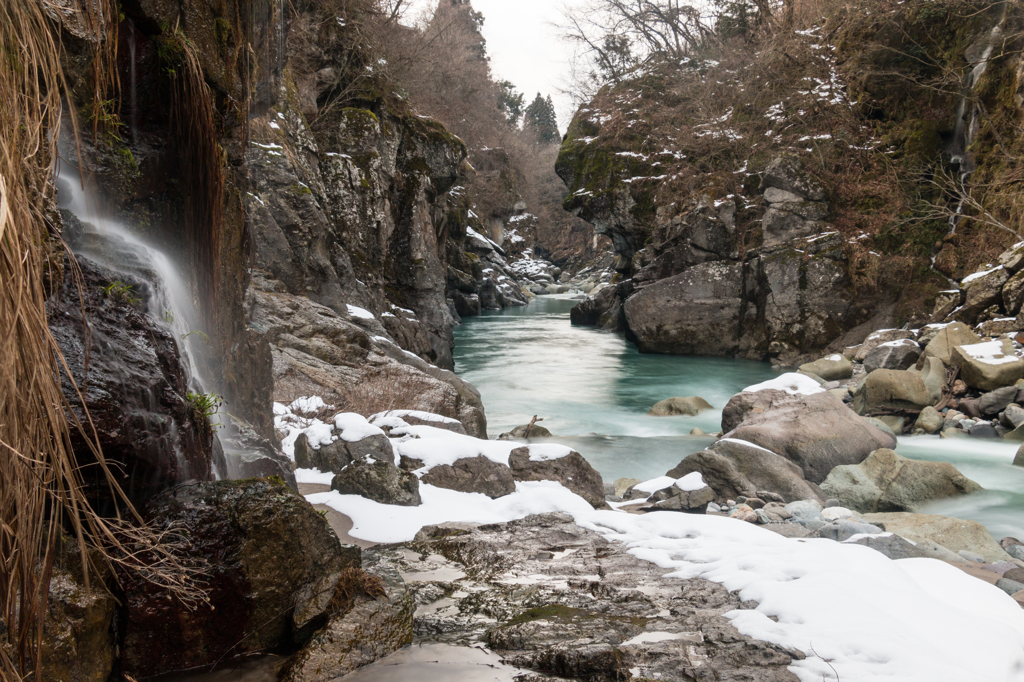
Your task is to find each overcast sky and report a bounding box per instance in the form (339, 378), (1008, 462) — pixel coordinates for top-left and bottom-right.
(405, 0), (586, 132)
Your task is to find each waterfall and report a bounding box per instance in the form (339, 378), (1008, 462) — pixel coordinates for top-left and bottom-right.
(53, 154), (225, 478)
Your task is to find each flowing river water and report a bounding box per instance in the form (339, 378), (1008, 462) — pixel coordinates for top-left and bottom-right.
(453, 294), (1024, 542)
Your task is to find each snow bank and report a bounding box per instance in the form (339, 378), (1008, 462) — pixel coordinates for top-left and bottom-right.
(346, 304), (375, 320)
(576, 511), (1024, 682)
(369, 409), (463, 426)
(390, 424), (570, 471)
(742, 373), (825, 396)
(307, 481), (593, 544)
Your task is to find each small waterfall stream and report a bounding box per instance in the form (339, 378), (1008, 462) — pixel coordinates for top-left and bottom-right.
(54, 155), (224, 478)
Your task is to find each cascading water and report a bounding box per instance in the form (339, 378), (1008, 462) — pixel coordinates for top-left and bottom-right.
(53, 152), (224, 478)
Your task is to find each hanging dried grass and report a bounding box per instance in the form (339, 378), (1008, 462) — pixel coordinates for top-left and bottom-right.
(0, 3), (208, 680)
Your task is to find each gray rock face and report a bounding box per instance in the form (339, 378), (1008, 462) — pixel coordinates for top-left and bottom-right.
(760, 154), (827, 202)
(821, 449), (983, 513)
(249, 281), (487, 437)
(508, 448), (606, 508)
(281, 553), (414, 682)
(721, 389), (896, 484)
(648, 396), (714, 416)
(295, 431), (393, 474)
(122, 480), (360, 678)
(863, 339), (921, 373)
(666, 439), (825, 504)
(332, 459), (422, 506)
(50, 255), (214, 505)
(388, 513), (800, 682)
(420, 455), (516, 498)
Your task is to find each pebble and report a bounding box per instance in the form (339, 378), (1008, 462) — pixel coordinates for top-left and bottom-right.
(824, 498), (842, 508)
(706, 502), (722, 513)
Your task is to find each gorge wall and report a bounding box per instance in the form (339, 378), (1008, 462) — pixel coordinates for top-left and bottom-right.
(558, 0), (1024, 364)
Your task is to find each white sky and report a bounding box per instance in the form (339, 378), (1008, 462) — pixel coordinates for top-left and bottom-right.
(405, 0), (586, 132)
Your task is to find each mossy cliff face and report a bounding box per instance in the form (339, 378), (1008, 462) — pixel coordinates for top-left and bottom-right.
(557, 0), (1024, 360)
(57, 0), (493, 440)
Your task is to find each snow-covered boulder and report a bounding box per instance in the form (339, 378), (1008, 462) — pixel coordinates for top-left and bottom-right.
(951, 339), (1024, 391)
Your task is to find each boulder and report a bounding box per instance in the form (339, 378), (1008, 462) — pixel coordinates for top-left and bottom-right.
(863, 417), (898, 440)
(332, 459), (422, 506)
(666, 439), (825, 504)
(861, 512), (1011, 563)
(917, 322), (981, 366)
(2, 545), (118, 682)
(915, 406), (944, 434)
(1003, 268), (1024, 315)
(1014, 443), (1024, 467)
(623, 261), (747, 355)
(294, 431), (393, 474)
(721, 390), (896, 483)
(420, 455), (516, 498)
(853, 359), (945, 413)
(960, 266), (1009, 322)
(854, 329), (916, 362)
(498, 423), (554, 439)
(508, 447), (606, 508)
(978, 385), (1019, 415)
(820, 449), (983, 513)
(846, 533), (931, 560)
(647, 485), (716, 513)
(570, 284), (626, 332)
(951, 339), (1024, 391)
(281, 553), (414, 682)
(122, 480), (360, 678)
(648, 396), (714, 416)
(798, 354), (853, 381)
(1003, 403), (1024, 429)
(815, 519), (885, 542)
(863, 339), (921, 373)
(372, 410), (468, 435)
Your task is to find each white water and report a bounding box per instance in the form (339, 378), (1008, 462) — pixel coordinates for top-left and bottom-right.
(54, 157), (222, 475)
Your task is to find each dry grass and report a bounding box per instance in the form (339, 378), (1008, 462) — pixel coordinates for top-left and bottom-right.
(0, 3), (208, 679)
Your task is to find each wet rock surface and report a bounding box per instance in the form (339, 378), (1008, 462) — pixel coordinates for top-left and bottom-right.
(122, 480), (361, 678)
(49, 255), (214, 506)
(382, 512), (800, 681)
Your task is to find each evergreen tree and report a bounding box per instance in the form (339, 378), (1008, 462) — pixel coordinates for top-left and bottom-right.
(524, 93), (559, 144)
(498, 80), (525, 128)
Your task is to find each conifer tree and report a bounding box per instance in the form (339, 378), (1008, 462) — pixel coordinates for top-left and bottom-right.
(524, 93), (560, 144)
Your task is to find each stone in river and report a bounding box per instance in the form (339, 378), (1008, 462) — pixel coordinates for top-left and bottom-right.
(648, 396), (714, 416)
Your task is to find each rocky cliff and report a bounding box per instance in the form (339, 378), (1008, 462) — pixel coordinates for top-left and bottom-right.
(558, 0), (1024, 364)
